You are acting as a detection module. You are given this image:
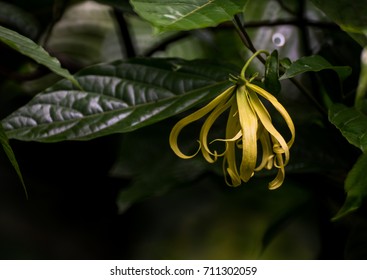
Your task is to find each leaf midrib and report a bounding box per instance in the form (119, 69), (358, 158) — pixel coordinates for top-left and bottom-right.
(166, 0), (214, 27)
(4, 81), (230, 140)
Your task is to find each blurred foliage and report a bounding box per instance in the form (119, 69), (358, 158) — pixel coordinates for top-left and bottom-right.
(0, 0), (367, 260)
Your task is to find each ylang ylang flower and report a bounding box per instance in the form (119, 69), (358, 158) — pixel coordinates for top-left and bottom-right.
(169, 50), (295, 189)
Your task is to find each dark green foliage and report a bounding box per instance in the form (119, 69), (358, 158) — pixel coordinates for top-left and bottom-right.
(0, 0), (366, 260)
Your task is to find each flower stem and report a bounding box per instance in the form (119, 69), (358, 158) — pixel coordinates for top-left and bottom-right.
(232, 13), (328, 117)
(240, 50), (269, 79)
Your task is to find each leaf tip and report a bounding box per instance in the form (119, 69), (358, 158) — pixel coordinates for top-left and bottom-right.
(331, 195), (362, 221)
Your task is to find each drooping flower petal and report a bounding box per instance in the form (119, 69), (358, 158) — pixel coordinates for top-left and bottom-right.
(247, 82), (295, 189)
(236, 85), (258, 182)
(246, 82), (295, 151)
(169, 85), (235, 159)
(255, 123), (274, 171)
(169, 49), (295, 190)
(247, 89), (290, 164)
(223, 100), (242, 186)
(268, 149), (286, 190)
(199, 94), (235, 163)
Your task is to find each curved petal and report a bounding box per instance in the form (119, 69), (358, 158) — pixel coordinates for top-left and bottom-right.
(169, 85), (235, 159)
(224, 161), (242, 187)
(268, 153), (285, 190)
(223, 100), (242, 186)
(255, 123), (274, 171)
(246, 82), (295, 149)
(236, 85), (258, 182)
(200, 94), (235, 163)
(247, 88), (290, 165)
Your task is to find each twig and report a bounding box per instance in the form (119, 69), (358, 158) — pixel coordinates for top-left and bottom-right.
(142, 32), (189, 57)
(143, 17), (339, 57)
(243, 19), (339, 29)
(112, 8), (136, 58)
(233, 15), (256, 53)
(296, 0), (326, 115)
(289, 77), (328, 115)
(232, 14), (266, 64)
(41, 0), (70, 47)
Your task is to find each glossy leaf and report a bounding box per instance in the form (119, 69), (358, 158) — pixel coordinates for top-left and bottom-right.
(130, 0), (248, 32)
(279, 58), (292, 70)
(280, 55), (352, 81)
(0, 123), (27, 198)
(311, 0), (367, 46)
(0, 25), (80, 88)
(2, 58), (236, 142)
(329, 103), (367, 152)
(332, 153), (367, 220)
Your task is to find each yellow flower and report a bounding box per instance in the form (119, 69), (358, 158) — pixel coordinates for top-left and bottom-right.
(169, 50), (295, 189)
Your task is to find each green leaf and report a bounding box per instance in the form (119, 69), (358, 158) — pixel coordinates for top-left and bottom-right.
(130, 0), (248, 32)
(279, 57), (292, 70)
(0, 25), (80, 88)
(329, 103), (367, 152)
(311, 0), (367, 46)
(0, 123), (27, 198)
(279, 55), (352, 81)
(2, 58), (236, 142)
(264, 50), (281, 95)
(332, 153), (367, 220)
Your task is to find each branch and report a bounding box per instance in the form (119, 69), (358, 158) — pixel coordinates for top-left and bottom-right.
(243, 19), (340, 30)
(112, 8), (136, 58)
(41, 0), (70, 47)
(232, 15), (266, 64)
(233, 15), (255, 52)
(142, 32), (189, 57)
